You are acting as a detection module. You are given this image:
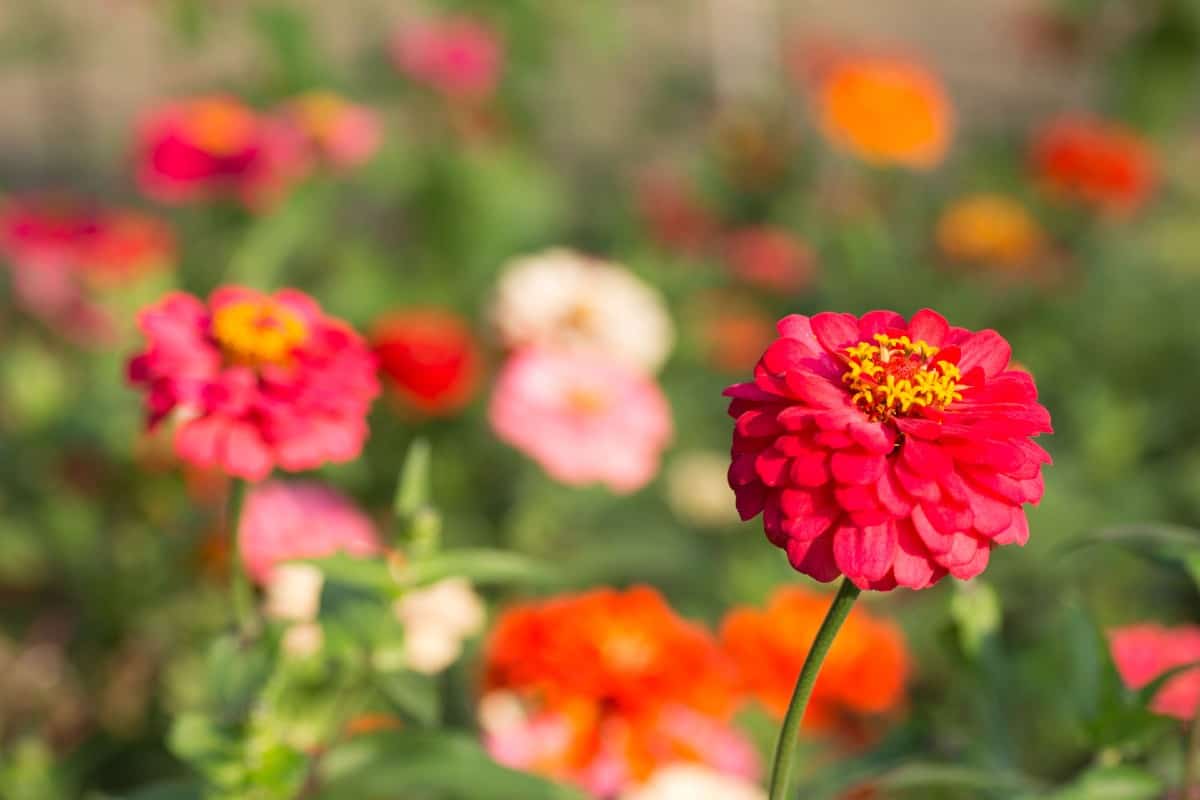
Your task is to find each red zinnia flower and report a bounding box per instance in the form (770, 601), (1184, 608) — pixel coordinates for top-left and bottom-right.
(372, 309), (482, 416)
(127, 287), (379, 481)
(1109, 624), (1200, 721)
(722, 226), (817, 294)
(726, 309), (1052, 590)
(1030, 115), (1157, 214)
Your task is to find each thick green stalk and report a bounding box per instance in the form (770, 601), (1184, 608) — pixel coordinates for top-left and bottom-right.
(768, 578), (862, 800)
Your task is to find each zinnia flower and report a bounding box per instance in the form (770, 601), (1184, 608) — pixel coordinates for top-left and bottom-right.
(390, 15), (503, 101)
(635, 169), (719, 256)
(1030, 115), (1157, 214)
(1109, 624), (1200, 720)
(480, 587), (758, 797)
(127, 287), (380, 481)
(489, 349), (672, 493)
(726, 309), (1052, 590)
(0, 195), (174, 342)
(721, 587), (909, 740)
(279, 91), (383, 170)
(134, 95), (308, 207)
(722, 226), (817, 294)
(621, 765), (765, 800)
(936, 194), (1045, 271)
(372, 309), (482, 416)
(814, 56), (953, 169)
(239, 480), (380, 585)
(491, 248), (674, 375)
(393, 577), (486, 674)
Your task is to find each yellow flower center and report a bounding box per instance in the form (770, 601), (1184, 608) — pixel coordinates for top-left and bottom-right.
(565, 386), (608, 415)
(212, 299), (308, 368)
(842, 333), (963, 420)
(187, 99), (257, 157)
(292, 91), (346, 143)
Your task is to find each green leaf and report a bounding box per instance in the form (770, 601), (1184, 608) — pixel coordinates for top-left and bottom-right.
(120, 780), (205, 800)
(301, 553), (393, 594)
(392, 548), (564, 589)
(876, 763), (1043, 793)
(1058, 523), (1200, 586)
(373, 669), (441, 727)
(316, 731), (586, 799)
(205, 635), (274, 722)
(225, 184), (331, 288)
(394, 439), (432, 520)
(1037, 765), (1164, 800)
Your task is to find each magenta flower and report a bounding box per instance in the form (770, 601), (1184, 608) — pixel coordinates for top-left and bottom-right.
(127, 287), (379, 481)
(390, 16), (503, 101)
(1110, 624), (1200, 721)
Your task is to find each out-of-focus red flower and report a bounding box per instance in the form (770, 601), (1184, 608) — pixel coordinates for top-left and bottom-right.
(489, 349), (673, 494)
(726, 309), (1052, 590)
(481, 587), (758, 798)
(239, 480), (380, 585)
(692, 293), (776, 374)
(134, 95), (309, 208)
(372, 309), (481, 416)
(936, 194), (1045, 272)
(127, 287), (379, 481)
(280, 91), (383, 170)
(390, 15), (503, 102)
(1029, 116), (1157, 214)
(635, 169), (719, 256)
(1109, 624), (1200, 721)
(721, 586), (909, 743)
(722, 226), (817, 293)
(811, 55), (953, 169)
(0, 195), (174, 342)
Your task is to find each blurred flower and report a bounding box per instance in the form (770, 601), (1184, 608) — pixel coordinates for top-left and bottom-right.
(691, 293), (777, 374)
(936, 194), (1045, 271)
(492, 248), (675, 374)
(721, 587), (909, 741)
(127, 287), (379, 481)
(134, 95), (308, 207)
(635, 169), (719, 256)
(343, 713), (404, 737)
(1109, 624), (1200, 720)
(621, 764), (765, 800)
(726, 309), (1052, 590)
(279, 91), (383, 170)
(722, 226), (817, 293)
(281, 622), (324, 659)
(0, 195), (174, 343)
(481, 587), (758, 797)
(372, 309), (482, 416)
(1029, 116), (1157, 214)
(813, 55), (952, 169)
(665, 451), (739, 527)
(393, 577), (485, 674)
(390, 15), (503, 101)
(489, 349), (673, 493)
(239, 480), (380, 585)
(713, 112), (795, 192)
(264, 563), (325, 621)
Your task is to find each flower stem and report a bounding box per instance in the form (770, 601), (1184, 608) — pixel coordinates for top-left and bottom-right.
(1185, 708), (1200, 800)
(768, 578), (862, 800)
(226, 479), (255, 637)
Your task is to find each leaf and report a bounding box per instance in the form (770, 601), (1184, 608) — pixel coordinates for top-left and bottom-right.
(120, 780), (205, 800)
(225, 184), (330, 288)
(300, 553), (393, 594)
(1037, 765), (1164, 800)
(394, 439), (432, 520)
(392, 548), (564, 589)
(1058, 523), (1200, 586)
(205, 636), (274, 722)
(315, 731), (586, 800)
(876, 763), (1043, 793)
(373, 670), (441, 727)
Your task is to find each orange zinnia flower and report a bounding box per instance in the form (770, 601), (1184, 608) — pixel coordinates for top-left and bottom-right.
(1030, 115), (1157, 214)
(936, 193), (1045, 271)
(481, 587), (758, 797)
(721, 586), (909, 742)
(814, 56), (952, 169)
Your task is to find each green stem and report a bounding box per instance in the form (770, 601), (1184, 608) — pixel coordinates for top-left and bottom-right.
(1185, 707), (1200, 800)
(226, 479), (255, 636)
(768, 578), (862, 800)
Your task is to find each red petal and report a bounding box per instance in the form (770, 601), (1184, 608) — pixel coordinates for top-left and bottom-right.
(911, 503), (954, 554)
(735, 482), (767, 520)
(835, 484), (879, 512)
(948, 538), (992, 579)
(893, 520), (938, 589)
(908, 308), (950, 346)
(834, 522), (897, 584)
(831, 450), (887, 485)
(957, 330), (1012, 377)
(736, 409), (783, 437)
(811, 312), (862, 354)
(875, 467), (915, 516)
(788, 449), (830, 487)
(902, 438), (954, 477)
(966, 487), (1013, 536)
(788, 531), (841, 582)
(992, 509), (1030, 545)
(857, 310), (907, 338)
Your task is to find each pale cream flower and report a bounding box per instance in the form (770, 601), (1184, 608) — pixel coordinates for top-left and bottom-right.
(264, 563), (324, 622)
(491, 248), (674, 374)
(621, 765), (766, 800)
(393, 578), (486, 674)
(665, 450), (739, 527)
(281, 622), (324, 658)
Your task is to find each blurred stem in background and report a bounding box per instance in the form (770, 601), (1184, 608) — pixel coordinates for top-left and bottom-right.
(768, 578), (862, 800)
(225, 480), (257, 638)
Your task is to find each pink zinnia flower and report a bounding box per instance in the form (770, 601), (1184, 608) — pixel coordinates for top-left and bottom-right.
(489, 349), (672, 493)
(239, 480), (380, 585)
(134, 95), (309, 208)
(127, 287), (380, 481)
(1109, 624), (1200, 721)
(390, 16), (503, 101)
(279, 91), (383, 170)
(726, 309), (1052, 590)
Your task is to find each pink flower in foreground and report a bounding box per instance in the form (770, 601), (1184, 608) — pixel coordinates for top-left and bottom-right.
(1110, 624), (1200, 720)
(134, 95), (308, 208)
(489, 349), (672, 493)
(239, 480), (380, 585)
(390, 16), (503, 101)
(726, 309), (1052, 590)
(127, 287), (379, 481)
(280, 91), (383, 170)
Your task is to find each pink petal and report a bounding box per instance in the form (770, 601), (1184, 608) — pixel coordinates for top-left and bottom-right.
(831, 451), (887, 485)
(907, 308), (950, 346)
(810, 311), (862, 354)
(893, 520), (937, 588)
(833, 522), (897, 584)
(956, 330), (1012, 378)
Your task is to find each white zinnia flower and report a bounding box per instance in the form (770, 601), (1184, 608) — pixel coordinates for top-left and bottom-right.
(393, 577), (486, 674)
(264, 563), (324, 622)
(491, 248), (674, 374)
(621, 765), (766, 800)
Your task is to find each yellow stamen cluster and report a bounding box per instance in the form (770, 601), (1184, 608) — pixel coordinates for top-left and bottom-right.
(842, 333), (963, 420)
(212, 299), (308, 368)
